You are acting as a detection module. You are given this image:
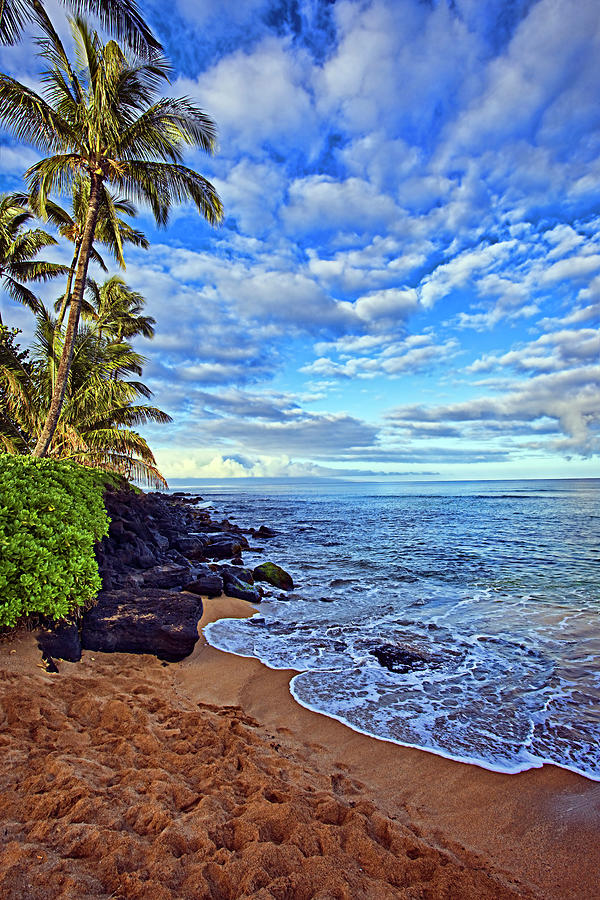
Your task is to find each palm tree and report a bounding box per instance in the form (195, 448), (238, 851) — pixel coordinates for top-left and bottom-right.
(0, 193), (69, 324)
(0, 16), (223, 457)
(0, 308), (171, 485)
(0, 324), (31, 452)
(0, 0), (160, 57)
(84, 275), (155, 342)
(21, 179), (150, 327)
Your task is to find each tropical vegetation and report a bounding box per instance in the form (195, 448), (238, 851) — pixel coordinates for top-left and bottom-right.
(0, 295), (170, 485)
(0, 193), (69, 322)
(0, 453), (110, 627)
(0, 0), (160, 56)
(0, 0), (223, 625)
(0, 4), (222, 478)
(0, 12), (222, 456)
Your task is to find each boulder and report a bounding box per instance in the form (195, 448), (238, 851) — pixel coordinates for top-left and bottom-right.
(222, 572), (263, 603)
(81, 589), (202, 662)
(254, 525), (276, 538)
(183, 572), (224, 598)
(175, 535), (208, 557)
(218, 564), (255, 585)
(204, 538), (243, 560)
(37, 620), (82, 662)
(253, 562), (294, 591)
(141, 562), (191, 589)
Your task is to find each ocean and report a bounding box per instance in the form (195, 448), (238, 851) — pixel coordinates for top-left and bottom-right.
(171, 478), (600, 781)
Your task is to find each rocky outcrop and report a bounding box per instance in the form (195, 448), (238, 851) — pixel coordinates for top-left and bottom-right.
(40, 486), (292, 666)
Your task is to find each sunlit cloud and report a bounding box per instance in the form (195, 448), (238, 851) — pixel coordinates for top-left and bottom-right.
(2, 0), (600, 478)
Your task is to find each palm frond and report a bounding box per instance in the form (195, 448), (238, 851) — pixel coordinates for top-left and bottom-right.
(115, 160), (223, 226)
(0, 74), (75, 152)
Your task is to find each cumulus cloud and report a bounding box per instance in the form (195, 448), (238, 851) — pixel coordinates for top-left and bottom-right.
(301, 333), (458, 379)
(3, 0), (600, 477)
(178, 35), (317, 155)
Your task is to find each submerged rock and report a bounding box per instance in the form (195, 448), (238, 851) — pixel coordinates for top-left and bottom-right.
(369, 643), (431, 674)
(253, 524), (276, 538)
(253, 562), (294, 591)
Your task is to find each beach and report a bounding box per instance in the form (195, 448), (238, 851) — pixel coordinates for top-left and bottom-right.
(1, 596), (598, 899)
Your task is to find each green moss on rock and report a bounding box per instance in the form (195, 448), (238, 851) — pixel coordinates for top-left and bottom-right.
(252, 562), (294, 591)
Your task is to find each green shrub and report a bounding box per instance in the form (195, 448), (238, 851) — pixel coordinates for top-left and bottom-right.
(0, 455), (110, 628)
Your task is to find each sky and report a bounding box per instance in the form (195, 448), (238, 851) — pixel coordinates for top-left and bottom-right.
(1, 0), (599, 481)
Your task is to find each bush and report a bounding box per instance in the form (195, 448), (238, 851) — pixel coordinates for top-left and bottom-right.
(0, 455), (110, 628)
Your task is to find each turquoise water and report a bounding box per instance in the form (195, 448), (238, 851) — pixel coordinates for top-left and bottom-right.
(173, 479), (600, 779)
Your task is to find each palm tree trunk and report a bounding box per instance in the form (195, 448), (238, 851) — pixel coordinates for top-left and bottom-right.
(33, 172), (102, 458)
(56, 240), (81, 328)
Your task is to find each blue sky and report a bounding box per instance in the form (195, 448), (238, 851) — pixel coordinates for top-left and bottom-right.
(1, 0), (599, 480)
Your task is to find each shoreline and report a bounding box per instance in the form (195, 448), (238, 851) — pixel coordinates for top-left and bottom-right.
(2, 484), (599, 898)
(173, 594), (600, 900)
(205, 617), (599, 783)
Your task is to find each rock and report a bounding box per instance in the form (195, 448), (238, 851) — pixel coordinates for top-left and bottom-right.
(222, 573), (263, 603)
(108, 519), (124, 539)
(219, 564), (255, 585)
(254, 525), (276, 538)
(141, 562), (191, 589)
(183, 573), (224, 598)
(253, 562), (294, 591)
(175, 535), (208, 557)
(81, 589), (202, 662)
(152, 531), (170, 552)
(37, 621), (82, 662)
(166, 548), (193, 567)
(369, 643), (430, 674)
(204, 538), (243, 560)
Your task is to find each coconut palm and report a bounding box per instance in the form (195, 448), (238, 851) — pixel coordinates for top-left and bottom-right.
(0, 324), (31, 452)
(20, 179), (150, 327)
(0, 0), (160, 56)
(0, 16), (223, 457)
(0, 308), (171, 485)
(0, 193), (69, 323)
(84, 275), (155, 342)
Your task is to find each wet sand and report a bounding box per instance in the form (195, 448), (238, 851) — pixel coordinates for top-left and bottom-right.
(176, 596), (600, 899)
(0, 598), (598, 898)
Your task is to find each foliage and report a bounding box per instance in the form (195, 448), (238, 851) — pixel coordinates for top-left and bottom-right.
(0, 193), (69, 321)
(19, 180), (151, 327)
(0, 0), (160, 57)
(0, 300), (170, 486)
(0, 325), (31, 453)
(67, 274), (156, 341)
(0, 454), (110, 628)
(0, 14), (222, 456)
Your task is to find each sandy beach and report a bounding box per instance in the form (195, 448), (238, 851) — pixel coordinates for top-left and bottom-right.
(1, 596), (598, 899)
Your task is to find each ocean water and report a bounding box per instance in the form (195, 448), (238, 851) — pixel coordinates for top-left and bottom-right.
(174, 479), (600, 780)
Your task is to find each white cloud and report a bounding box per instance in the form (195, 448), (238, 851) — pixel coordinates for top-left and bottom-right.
(179, 36), (316, 154)
(387, 366), (600, 455)
(419, 240), (517, 308)
(283, 175), (399, 235)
